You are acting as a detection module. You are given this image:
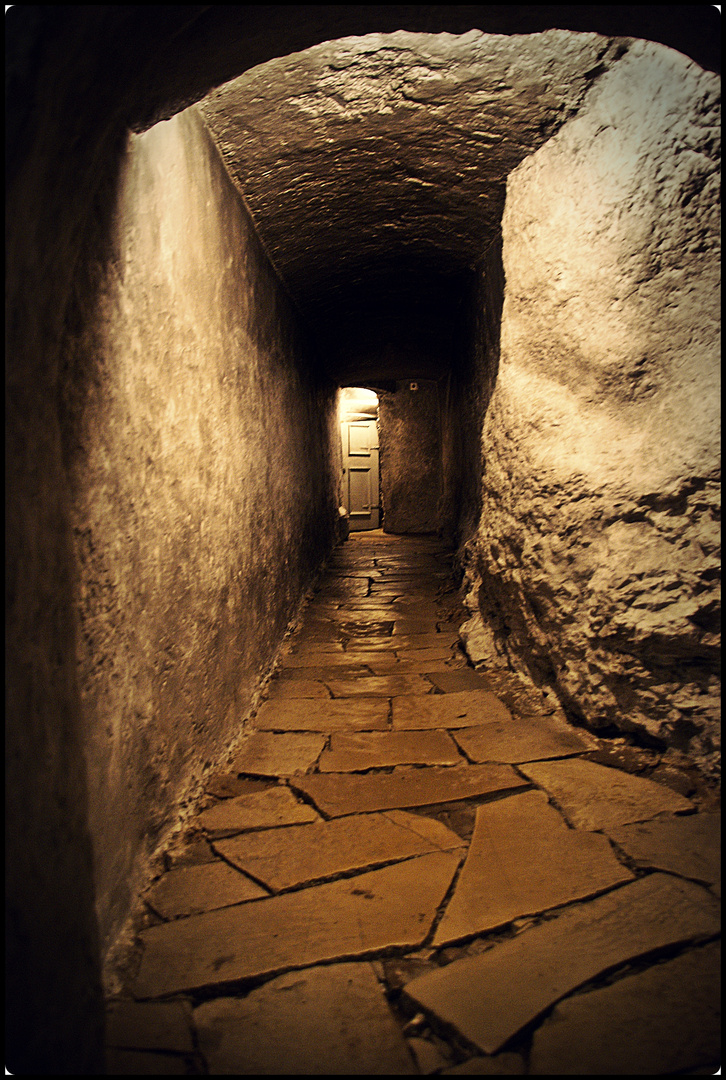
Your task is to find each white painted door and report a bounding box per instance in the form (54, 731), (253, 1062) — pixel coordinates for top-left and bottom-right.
(341, 419), (380, 530)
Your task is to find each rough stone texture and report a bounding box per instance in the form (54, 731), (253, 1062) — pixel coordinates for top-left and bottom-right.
(194, 964), (416, 1074)
(199, 30), (628, 381)
(462, 41), (721, 773)
(325, 674), (433, 697)
(133, 851), (461, 997)
(405, 873), (720, 1054)
(214, 810), (463, 892)
(529, 940), (721, 1075)
(607, 812), (720, 890)
(143, 860), (269, 918)
(433, 792), (633, 944)
(6, 8), (720, 1072)
(292, 764), (527, 817)
(320, 730), (463, 771)
(519, 758), (693, 830)
(379, 380), (442, 534)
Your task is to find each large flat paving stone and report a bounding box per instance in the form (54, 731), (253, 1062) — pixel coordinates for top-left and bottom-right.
(433, 791), (633, 945)
(325, 674), (433, 697)
(396, 647), (456, 662)
(451, 714), (591, 764)
(319, 730), (463, 772)
(282, 651), (378, 668)
(404, 873), (720, 1054)
(292, 764), (527, 817)
(607, 811), (720, 891)
(529, 940), (721, 1075)
(197, 785), (321, 837)
(519, 758), (693, 830)
(265, 679), (331, 699)
(144, 860), (269, 918)
(133, 851), (461, 997)
(393, 690), (512, 730)
(368, 657), (466, 675)
(229, 731), (325, 776)
(194, 963), (416, 1074)
(426, 670), (493, 694)
(214, 809), (463, 892)
(254, 697), (389, 732)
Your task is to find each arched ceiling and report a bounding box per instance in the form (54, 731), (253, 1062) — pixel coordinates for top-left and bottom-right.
(198, 29), (628, 381)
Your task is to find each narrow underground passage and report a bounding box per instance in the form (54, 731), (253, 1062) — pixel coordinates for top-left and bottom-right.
(6, 11), (720, 1076)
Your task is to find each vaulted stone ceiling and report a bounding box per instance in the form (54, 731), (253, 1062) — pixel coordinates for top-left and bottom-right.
(199, 30), (627, 381)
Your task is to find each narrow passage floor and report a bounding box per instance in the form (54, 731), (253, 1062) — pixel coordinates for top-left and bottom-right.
(107, 533), (721, 1075)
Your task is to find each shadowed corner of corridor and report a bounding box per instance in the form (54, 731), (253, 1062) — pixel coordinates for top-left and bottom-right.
(5, 5), (721, 1076)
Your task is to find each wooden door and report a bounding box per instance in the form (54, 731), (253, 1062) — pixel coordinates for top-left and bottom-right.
(341, 419), (380, 530)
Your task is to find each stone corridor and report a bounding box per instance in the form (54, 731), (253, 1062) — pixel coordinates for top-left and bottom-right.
(105, 534), (720, 1075)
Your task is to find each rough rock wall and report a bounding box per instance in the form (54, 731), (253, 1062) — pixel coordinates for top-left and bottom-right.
(58, 107), (339, 956)
(379, 380), (442, 534)
(461, 42), (720, 774)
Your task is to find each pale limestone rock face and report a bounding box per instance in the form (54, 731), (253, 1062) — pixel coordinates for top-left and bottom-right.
(465, 42), (720, 772)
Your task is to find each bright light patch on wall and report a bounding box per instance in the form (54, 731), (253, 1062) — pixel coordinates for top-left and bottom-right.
(339, 386), (379, 421)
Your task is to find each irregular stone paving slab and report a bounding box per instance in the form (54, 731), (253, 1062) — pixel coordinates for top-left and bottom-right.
(292, 764), (527, 817)
(529, 940), (721, 1076)
(106, 1000), (194, 1052)
(214, 809), (463, 892)
(265, 678), (330, 699)
(277, 664), (374, 681)
(442, 1054), (526, 1075)
(427, 670), (493, 693)
(451, 714), (591, 765)
(319, 730), (463, 772)
(194, 963), (416, 1075)
(283, 651), (369, 668)
(519, 758), (693, 830)
(254, 697), (389, 731)
(394, 690), (512, 730)
(405, 873), (720, 1055)
(287, 640), (346, 655)
(396, 647), (455, 662)
(144, 860), (269, 918)
(106, 1049), (188, 1075)
(368, 658), (466, 675)
(197, 785), (320, 837)
(133, 851), (461, 997)
(230, 731), (325, 776)
(433, 791), (633, 945)
(608, 812), (720, 891)
(204, 772), (268, 799)
(326, 674), (433, 698)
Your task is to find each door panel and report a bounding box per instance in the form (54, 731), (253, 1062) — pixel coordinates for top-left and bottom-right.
(341, 419), (380, 530)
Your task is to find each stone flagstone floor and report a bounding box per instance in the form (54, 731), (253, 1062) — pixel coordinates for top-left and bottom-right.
(106, 532), (721, 1075)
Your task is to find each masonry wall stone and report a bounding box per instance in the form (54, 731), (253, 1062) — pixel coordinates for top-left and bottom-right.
(461, 42), (721, 773)
(58, 107), (339, 959)
(379, 380), (442, 534)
